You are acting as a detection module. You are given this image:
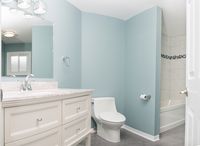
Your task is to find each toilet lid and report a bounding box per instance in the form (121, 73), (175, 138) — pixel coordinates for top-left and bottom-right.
(99, 112), (126, 123)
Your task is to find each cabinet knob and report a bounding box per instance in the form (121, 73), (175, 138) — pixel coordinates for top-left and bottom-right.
(180, 89), (188, 96)
(37, 118), (43, 122)
(76, 107), (81, 112)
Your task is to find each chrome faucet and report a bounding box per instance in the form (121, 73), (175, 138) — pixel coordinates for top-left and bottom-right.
(20, 74), (34, 91)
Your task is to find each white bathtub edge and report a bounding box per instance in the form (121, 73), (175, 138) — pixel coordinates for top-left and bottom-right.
(160, 119), (185, 133)
(160, 103), (185, 112)
(122, 125), (160, 142)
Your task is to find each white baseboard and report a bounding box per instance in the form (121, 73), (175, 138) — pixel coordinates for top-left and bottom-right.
(122, 125), (160, 142)
(160, 119), (185, 133)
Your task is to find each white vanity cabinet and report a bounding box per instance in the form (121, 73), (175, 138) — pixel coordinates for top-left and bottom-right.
(62, 116), (89, 145)
(1, 89), (92, 146)
(5, 128), (62, 146)
(5, 101), (62, 143)
(62, 96), (91, 146)
(62, 96), (90, 124)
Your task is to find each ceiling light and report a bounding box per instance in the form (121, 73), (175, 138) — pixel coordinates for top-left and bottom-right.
(2, 0), (14, 3)
(3, 31), (16, 38)
(33, 0), (46, 14)
(18, 0), (31, 9)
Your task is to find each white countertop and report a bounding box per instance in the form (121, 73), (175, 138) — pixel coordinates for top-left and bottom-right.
(1, 89), (93, 108)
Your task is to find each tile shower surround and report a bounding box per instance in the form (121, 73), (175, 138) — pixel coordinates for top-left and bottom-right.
(160, 35), (186, 107)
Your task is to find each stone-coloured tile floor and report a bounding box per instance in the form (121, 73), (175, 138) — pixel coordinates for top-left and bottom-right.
(91, 125), (185, 146)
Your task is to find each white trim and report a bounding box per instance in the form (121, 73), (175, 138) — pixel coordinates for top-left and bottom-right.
(122, 125), (160, 142)
(160, 119), (185, 133)
(160, 103), (185, 112)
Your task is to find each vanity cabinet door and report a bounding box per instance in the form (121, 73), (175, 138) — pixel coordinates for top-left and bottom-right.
(62, 96), (90, 124)
(5, 101), (61, 143)
(5, 128), (61, 146)
(62, 116), (90, 146)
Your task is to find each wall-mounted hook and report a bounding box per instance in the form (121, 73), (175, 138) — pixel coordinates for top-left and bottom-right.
(62, 56), (70, 67)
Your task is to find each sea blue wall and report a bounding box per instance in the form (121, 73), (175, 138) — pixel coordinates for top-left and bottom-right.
(3, 43), (31, 52)
(32, 0), (161, 136)
(32, 26), (53, 78)
(124, 7), (161, 136)
(2, 43), (32, 76)
(44, 0), (81, 88)
(81, 13), (126, 113)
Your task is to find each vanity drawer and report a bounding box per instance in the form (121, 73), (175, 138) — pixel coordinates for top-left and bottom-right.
(5, 101), (61, 143)
(5, 127), (61, 146)
(62, 116), (90, 146)
(62, 96), (90, 124)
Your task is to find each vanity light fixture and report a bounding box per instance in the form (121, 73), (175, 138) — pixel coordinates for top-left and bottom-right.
(33, 0), (46, 15)
(2, 0), (14, 3)
(17, 0), (31, 9)
(3, 31), (16, 38)
(17, 0), (47, 15)
(4, 0), (47, 16)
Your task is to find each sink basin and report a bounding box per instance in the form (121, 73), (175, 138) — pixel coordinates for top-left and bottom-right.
(3, 91), (54, 99)
(2, 89), (91, 101)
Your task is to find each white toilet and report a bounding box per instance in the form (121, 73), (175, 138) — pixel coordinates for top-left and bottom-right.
(91, 97), (126, 143)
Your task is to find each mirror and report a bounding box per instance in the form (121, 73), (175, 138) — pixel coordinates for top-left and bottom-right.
(1, 3), (53, 78)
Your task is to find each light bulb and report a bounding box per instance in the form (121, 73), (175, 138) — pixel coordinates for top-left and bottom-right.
(33, 0), (47, 15)
(18, 0), (31, 9)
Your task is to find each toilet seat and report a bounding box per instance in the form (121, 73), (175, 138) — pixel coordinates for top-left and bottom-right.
(99, 112), (126, 123)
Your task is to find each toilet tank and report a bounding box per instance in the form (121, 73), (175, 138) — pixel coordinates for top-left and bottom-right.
(92, 97), (117, 117)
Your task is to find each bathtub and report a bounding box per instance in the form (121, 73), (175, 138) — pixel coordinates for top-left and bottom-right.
(160, 103), (185, 133)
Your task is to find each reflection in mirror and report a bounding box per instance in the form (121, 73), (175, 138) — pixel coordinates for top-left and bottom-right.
(7, 51), (31, 75)
(1, 2), (53, 79)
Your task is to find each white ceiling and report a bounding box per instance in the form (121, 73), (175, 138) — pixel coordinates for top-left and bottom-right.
(67, 0), (186, 36)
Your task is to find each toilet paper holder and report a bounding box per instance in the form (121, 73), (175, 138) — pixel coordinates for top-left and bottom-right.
(140, 94), (151, 101)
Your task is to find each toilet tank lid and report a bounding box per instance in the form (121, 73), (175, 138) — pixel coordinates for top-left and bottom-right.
(99, 112), (126, 123)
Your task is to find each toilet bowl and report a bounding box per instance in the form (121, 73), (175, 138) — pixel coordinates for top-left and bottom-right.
(91, 97), (126, 143)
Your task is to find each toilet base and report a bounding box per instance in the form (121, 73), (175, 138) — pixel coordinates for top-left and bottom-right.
(97, 123), (121, 143)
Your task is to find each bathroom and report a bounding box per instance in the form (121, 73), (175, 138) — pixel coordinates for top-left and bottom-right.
(1, 0), (199, 146)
